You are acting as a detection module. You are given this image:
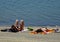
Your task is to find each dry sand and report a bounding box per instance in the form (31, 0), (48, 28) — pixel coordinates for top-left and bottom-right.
(0, 26), (60, 42)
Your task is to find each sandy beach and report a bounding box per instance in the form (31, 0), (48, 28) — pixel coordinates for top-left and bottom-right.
(0, 26), (60, 42)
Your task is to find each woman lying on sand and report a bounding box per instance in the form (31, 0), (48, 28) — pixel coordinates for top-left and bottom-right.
(30, 28), (47, 34)
(1, 19), (24, 32)
(30, 27), (59, 34)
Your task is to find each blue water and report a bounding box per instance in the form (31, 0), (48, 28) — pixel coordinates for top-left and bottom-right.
(0, 0), (60, 26)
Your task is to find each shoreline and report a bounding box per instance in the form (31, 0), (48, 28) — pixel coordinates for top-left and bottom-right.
(0, 25), (60, 28)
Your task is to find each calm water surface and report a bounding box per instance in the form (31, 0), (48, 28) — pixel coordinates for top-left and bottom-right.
(0, 0), (60, 26)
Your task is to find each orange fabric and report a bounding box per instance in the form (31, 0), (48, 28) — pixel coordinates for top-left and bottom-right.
(46, 29), (54, 33)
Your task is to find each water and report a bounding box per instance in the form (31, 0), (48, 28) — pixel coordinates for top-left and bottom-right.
(0, 0), (60, 26)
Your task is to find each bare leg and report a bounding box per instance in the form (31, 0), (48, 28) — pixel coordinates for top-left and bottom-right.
(19, 20), (24, 31)
(14, 19), (19, 28)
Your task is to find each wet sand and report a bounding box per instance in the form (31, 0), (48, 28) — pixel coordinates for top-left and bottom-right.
(0, 26), (60, 42)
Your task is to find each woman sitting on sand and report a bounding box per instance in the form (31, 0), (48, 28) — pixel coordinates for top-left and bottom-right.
(1, 19), (24, 32)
